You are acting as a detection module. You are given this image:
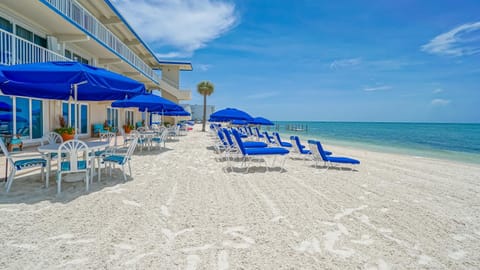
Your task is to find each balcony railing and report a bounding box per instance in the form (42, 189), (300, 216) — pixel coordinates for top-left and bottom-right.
(0, 29), (69, 65)
(43, 0), (160, 84)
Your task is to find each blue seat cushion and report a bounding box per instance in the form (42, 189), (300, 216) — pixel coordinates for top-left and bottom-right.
(14, 158), (46, 170)
(280, 142), (293, 147)
(327, 156), (360, 164)
(103, 155), (126, 165)
(245, 147), (289, 156)
(299, 149), (312, 155)
(60, 160), (87, 171)
(244, 141), (268, 148)
(151, 137), (162, 142)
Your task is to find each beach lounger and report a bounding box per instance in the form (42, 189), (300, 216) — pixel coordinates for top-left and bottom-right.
(231, 129), (289, 173)
(273, 132), (292, 147)
(308, 140), (360, 170)
(224, 128), (267, 148)
(254, 127), (265, 140)
(263, 131), (276, 144)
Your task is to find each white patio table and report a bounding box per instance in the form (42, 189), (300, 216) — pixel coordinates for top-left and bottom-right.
(37, 141), (110, 187)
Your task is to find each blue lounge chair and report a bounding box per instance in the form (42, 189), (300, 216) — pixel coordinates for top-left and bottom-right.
(290, 136), (332, 156)
(223, 128), (267, 148)
(263, 131), (276, 144)
(231, 129), (289, 172)
(308, 140), (360, 170)
(254, 127), (265, 140)
(273, 132), (292, 147)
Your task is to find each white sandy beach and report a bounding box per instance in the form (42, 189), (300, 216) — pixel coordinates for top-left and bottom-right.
(1, 124), (479, 269)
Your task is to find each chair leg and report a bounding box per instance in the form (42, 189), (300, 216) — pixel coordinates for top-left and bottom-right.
(97, 158), (101, 182)
(5, 167), (16, 193)
(85, 171), (89, 191)
(57, 173), (62, 195)
(127, 161), (132, 177)
(122, 165), (127, 181)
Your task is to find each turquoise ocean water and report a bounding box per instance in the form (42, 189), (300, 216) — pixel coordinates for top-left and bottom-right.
(268, 122), (480, 164)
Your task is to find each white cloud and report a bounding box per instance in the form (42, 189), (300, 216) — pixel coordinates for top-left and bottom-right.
(431, 99), (451, 106)
(432, 88), (444, 94)
(330, 58), (361, 70)
(363, 85), (392, 92)
(246, 91), (278, 99)
(112, 0), (238, 58)
(197, 64), (211, 71)
(422, 21), (480, 56)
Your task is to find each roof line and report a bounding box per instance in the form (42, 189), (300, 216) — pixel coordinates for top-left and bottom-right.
(103, 0), (192, 70)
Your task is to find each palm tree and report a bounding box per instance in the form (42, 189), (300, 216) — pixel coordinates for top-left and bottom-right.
(197, 81), (214, 132)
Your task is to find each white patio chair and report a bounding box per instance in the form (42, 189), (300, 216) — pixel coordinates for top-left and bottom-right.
(101, 133), (138, 181)
(56, 140), (91, 194)
(0, 138), (48, 192)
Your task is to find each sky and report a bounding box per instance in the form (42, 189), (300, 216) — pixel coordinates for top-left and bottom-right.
(112, 0), (480, 123)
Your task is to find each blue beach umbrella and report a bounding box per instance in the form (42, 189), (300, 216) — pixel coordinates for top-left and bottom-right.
(0, 61), (145, 101)
(160, 110), (191, 116)
(250, 117), (274, 126)
(231, 119), (248, 125)
(209, 108), (253, 122)
(112, 93), (182, 112)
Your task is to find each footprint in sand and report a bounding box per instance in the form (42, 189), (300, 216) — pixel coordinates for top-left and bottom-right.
(324, 230), (355, 258)
(222, 227), (255, 249)
(217, 250), (229, 270)
(185, 254), (201, 270)
(122, 200), (141, 207)
(418, 254), (432, 265)
(448, 250), (466, 260)
(161, 205), (170, 217)
(48, 233), (74, 240)
(294, 238), (321, 254)
(380, 208), (389, 213)
(358, 196), (366, 200)
(66, 239), (95, 244)
(351, 234), (373, 246)
(364, 259), (391, 270)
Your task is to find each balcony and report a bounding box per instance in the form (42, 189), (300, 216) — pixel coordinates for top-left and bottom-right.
(159, 79), (191, 101)
(0, 29), (69, 65)
(42, 0), (161, 84)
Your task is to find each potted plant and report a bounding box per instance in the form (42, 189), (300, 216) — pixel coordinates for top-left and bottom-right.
(54, 115), (75, 141)
(123, 123), (134, 133)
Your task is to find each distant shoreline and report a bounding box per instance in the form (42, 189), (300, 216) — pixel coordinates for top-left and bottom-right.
(268, 121), (480, 165)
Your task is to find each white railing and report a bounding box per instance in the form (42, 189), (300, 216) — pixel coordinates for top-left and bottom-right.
(43, 0), (161, 84)
(0, 29), (69, 65)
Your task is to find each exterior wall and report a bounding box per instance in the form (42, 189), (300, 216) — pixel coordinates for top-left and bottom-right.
(189, 105), (215, 121)
(0, 1), (188, 144)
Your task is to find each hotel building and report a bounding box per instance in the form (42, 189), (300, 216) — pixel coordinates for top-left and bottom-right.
(0, 0), (192, 144)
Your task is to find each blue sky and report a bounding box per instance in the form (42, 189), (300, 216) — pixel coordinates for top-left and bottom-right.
(114, 0), (480, 123)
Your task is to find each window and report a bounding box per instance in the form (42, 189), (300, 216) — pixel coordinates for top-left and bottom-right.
(0, 96), (13, 137)
(16, 97), (30, 139)
(0, 16), (12, 32)
(33, 34), (47, 48)
(107, 108), (119, 129)
(65, 49), (89, 64)
(0, 95), (43, 140)
(62, 102), (88, 134)
(125, 110), (134, 126)
(15, 25), (33, 41)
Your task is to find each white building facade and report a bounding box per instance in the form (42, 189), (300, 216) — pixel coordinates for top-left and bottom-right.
(0, 0), (192, 144)
(188, 105), (216, 122)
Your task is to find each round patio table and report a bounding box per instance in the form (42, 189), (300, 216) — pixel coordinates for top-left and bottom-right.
(37, 141), (110, 187)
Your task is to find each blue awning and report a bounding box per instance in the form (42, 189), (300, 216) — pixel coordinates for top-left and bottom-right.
(0, 61), (145, 101)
